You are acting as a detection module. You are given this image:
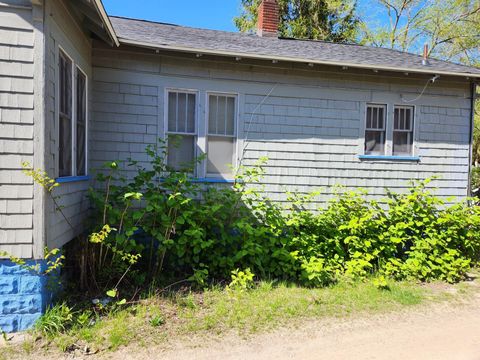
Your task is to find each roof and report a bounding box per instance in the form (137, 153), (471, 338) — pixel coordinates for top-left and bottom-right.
(92, 0), (119, 46)
(109, 16), (480, 79)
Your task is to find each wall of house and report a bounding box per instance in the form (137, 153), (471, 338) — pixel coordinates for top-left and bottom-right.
(0, 0), (50, 333)
(44, 0), (92, 249)
(0, 1), (38, 259)
(90, 45), (472, 206)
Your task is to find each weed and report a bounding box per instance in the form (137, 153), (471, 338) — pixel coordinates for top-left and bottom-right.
(149, 315), (165, 327)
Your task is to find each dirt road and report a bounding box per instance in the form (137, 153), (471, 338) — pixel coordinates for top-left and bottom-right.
(110, 297), (480, 360)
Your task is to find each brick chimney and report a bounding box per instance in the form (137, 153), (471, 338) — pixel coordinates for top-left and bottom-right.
(257, 0), (279, 37)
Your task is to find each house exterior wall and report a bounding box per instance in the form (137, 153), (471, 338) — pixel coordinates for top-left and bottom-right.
(44, 0), (92, 250)
(0, 1), (39, 259)
(0, 0), (49, 333)
(91, 46), (472, 205)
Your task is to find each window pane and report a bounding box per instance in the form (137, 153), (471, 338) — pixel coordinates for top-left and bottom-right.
(187, 93), (195, 133)
(207, 136), (234, 176)
(208, 95), (217, 134)
(59, 52), (72, 117)
(394, 107), (413, 131)
(177, 93), (186, 133)
(393, 131), (413, 155)
(226, 97), (235, 135)
(59, 116), (72, 177)
(372, 107), (378, 128)
(168, 92), (195, 134)
(208, 95), (236, 136)
(217, 96), (226, 135)
(168, 92), (177, 132)
(377, 107), (384, 129)
(394, 107), (399, 130)
(167, 135), (195, 171)
(76, 70), (87, 176)
(365, 130), (384, 155)
(405, 108), (411, 130)
(366, 105), (385, 130)
(366, 107), (372, 128)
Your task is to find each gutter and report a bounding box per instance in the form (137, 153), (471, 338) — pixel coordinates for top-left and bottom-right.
(118, 38), (480, 80)
(92, 0), (119, 47)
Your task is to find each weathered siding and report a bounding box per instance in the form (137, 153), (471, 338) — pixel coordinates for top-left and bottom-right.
(0, 1), (36, 258)
(44, 0), (92, 249)
(90, 47), (472, 206)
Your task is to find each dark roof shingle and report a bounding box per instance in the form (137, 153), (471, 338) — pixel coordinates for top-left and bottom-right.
(110, 16), (480, 78)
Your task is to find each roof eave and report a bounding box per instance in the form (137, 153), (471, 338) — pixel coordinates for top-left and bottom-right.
(92, 0), (119, 47)
(119, 38), (480, 80)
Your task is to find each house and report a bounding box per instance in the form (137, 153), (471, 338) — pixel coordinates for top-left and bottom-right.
(0, 0), (479, 332)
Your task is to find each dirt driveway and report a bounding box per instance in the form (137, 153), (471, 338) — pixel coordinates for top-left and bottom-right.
(108, 293), (480, 360)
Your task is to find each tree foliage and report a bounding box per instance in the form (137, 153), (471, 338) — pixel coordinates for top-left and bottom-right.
(360, 0), (480, 64)
(234, 0), (360, 42)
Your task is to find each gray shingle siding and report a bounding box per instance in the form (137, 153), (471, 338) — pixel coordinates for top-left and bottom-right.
(91, 47), (472, 206)
(0, 2), (35, 258)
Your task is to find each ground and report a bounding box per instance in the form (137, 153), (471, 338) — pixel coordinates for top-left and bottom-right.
(2, 279), (480, 359)
(142, 297), (480, 360)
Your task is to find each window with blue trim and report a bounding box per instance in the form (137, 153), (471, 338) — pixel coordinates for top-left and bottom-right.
(363, 103), (416, 159)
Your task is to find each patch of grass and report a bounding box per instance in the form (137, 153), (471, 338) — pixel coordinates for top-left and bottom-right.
(179, 280), (428, 335)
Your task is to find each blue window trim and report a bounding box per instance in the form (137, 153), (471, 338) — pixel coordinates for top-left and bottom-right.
(191, 178), (235, 184)
(55, 175), (91, 183)
(358, 155), (420, 162)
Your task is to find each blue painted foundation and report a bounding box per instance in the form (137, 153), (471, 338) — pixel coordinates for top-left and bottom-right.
(0, 259), (56, 333)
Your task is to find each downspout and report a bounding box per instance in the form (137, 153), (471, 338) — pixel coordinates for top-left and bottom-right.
(468, 81), (477, 197)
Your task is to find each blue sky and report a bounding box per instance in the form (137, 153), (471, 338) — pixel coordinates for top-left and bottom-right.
(103, 1), (382, 35)
(103, 0), (242, 31)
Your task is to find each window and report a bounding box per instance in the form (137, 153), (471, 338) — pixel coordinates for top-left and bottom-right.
(58, 51), (72, 177)
(393, 106), (414, 156)
(207, 94), (236, 177)
(165, 90), (238, 179)
(58, 49), (88, 178)
(364, 104), (386, 155)
(166, 91), (196, 171)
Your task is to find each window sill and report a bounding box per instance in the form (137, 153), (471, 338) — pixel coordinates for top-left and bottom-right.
(191, 178), (235, 184)
(55, 175), (91, 183)
(358, 155), (420, 162)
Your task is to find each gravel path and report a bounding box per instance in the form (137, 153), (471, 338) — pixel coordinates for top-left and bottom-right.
(108, 294), (480, 360)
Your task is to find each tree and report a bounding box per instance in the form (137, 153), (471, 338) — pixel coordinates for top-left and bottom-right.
(360, 0), (480, 65)
(234, 0), (360, 42)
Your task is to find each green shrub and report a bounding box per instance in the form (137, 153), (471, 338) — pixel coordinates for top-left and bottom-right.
(227, 268), (255, 291)
(87, 139), (480, 289)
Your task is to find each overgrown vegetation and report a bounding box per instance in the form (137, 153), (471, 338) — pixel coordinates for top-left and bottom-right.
(80, 140), (480, 294)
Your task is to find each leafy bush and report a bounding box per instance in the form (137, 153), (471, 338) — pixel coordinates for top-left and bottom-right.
(227, 268), (255, 291)
(86, 139), (480, 289)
